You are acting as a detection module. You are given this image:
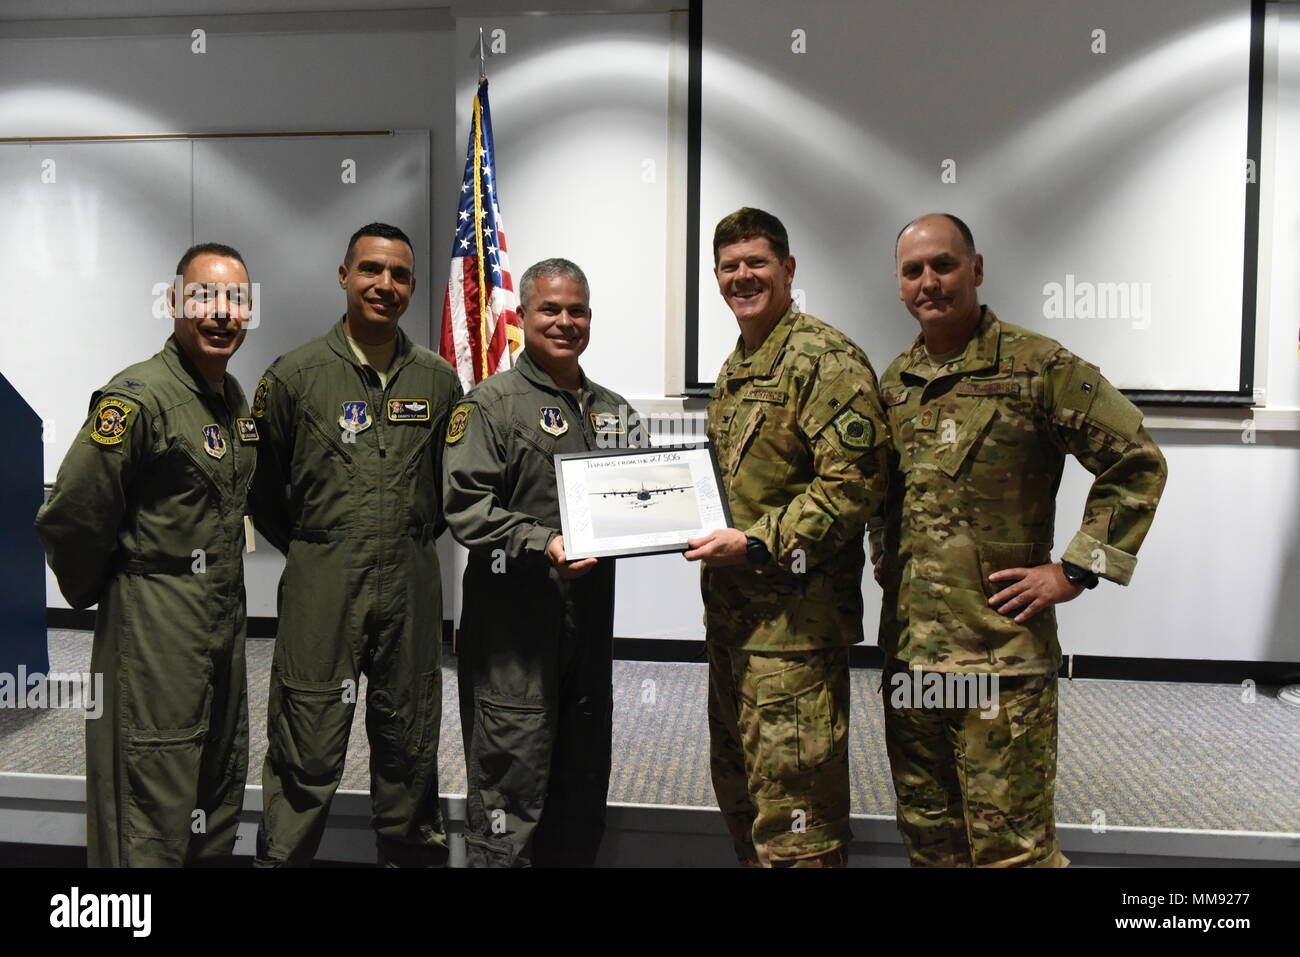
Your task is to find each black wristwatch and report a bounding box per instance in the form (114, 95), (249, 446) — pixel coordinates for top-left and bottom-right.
(745, 536), (772, 566)
(1060, 560), (1099, 590)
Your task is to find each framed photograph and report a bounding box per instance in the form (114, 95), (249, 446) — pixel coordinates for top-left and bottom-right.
(554, 444), (733, 560)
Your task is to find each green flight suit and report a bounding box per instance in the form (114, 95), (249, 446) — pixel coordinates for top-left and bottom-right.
(873, 306), (1168, 867)
(704, 305), (890, 866)
(36, 335), (255, 867)
(442, 349), (636, 867)
(250, 318), (461, 867)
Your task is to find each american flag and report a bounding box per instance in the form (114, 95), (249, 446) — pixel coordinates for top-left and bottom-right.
(440, 76), (521, 391)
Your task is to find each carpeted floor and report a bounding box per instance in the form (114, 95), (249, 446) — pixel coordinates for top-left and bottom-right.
(1, 630), (1296, 832)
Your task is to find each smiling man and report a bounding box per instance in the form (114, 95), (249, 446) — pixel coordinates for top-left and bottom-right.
(37, 242), (258, 866)
(685, 208), (890, 867)
(250, 223), (462, 867)
(874, 213), (1168, 867)
(443, 258), (638, 867)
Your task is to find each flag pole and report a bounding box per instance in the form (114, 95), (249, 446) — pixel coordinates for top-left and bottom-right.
(478, 26), (487, 80)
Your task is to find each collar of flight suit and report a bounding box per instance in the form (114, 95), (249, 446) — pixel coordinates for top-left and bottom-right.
(513, 347), (591, 399)
(898, 305), (1003, 383)
(723, 302), (799, 383)
(324, 315), (415, 379)
(161, 333), (236, 411)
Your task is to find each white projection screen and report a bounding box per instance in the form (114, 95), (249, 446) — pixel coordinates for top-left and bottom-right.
(692, 0), (1256, 398)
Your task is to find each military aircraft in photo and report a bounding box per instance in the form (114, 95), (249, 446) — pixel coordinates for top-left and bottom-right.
(597, 481), (691, 509)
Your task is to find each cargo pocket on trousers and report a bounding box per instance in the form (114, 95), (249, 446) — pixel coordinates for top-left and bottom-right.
(472, 695), (549, 807)
(754, 665), (834, 779)
(368, 671), (439, 780)
(123, 719), (208, 844)
(274, 675), (353, 784)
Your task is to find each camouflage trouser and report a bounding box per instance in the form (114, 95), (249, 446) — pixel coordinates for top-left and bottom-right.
(707, 644), (851, 866)
(882, 664), (1069, 868)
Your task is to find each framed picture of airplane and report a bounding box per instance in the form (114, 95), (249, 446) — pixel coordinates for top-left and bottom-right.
(554, 444), (733, 560)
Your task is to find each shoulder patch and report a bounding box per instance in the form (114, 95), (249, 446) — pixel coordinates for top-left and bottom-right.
(831, 405), (874, 451)
(90, 398), (133, 446)
(446, 403), (473, 444)
(251, 378), (269, 418)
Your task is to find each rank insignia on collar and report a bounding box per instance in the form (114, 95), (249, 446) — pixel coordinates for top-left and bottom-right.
(339, 400), (372, 434)
(388, 398), (430, 422)
(236, 418), (259, 443)
(252, 378), (269, 418)
(91, 399), (132, 446)
(539, 406), (568, 437)
(202, 424), (228, 459)
(446, 403), (473, 444)
(591, 412), (623, 434)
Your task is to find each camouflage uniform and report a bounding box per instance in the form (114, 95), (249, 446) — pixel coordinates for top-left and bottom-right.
(704, 305), (890, 866)
(442, 349), (637, 867)
(874, 306), (1167, 867)
(37, 335), (255, 867)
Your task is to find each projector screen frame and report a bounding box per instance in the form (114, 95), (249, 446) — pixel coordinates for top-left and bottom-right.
(681, 0), (1265, 408)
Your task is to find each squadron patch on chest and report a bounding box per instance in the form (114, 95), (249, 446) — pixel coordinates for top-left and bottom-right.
(539, 406), (568, 437)
(387, 398), (431, 422)
(251, 378), (269, 418)
(832, 406), (874, 451)
(339, 400), (372, 434)
(91, 399), (132, 446)
(590, 412), (623, 434)
(445, 403), (473, 444)
(236, 418), (259, 443)
(202, 424), (228, 459)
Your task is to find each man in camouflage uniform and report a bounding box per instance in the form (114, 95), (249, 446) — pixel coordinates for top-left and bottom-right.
(443, 258), (638, 867)
(685, 208), (890, 867)
(37, 243), (257, 866)
(874, 213), (1168, 867)
(251, 223), (461, 867)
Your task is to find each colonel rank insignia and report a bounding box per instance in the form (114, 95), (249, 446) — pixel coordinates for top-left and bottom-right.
(339, 400), (372, 434)
(388, 398), (430, 422)
(539, 407), (568, 437)
(832, 406), (874, 451)
(445, 403), (473, 444)
(236, 418), (259, 443)
(91, 399), (132, 446)
(252, 378), (269, 418)
(202, 424), (227, 459)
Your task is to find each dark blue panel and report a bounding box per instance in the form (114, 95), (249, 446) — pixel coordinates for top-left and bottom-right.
(0, 372), (50, 679)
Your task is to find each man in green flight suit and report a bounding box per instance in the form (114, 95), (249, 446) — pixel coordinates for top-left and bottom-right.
(443, 258), (639, 867)
(685, 208), (891, 867)
(874, 213), (1168, 867)
(251, 223), (462, 867)
(37, 242), (258, 867)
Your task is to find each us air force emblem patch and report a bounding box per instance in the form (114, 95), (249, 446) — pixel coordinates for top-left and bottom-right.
(339, 401), (372, 434)
(202, 424), (228, 459)
(539, 407), (568, 437)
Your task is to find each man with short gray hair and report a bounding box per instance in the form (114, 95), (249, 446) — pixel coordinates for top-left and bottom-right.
(443, 257), (639, 866)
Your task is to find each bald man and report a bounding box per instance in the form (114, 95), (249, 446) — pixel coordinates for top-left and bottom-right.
(872, 213), (1167, 867)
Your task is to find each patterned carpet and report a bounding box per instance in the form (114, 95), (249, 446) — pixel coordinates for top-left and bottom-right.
(2, 630), (1297, 832)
